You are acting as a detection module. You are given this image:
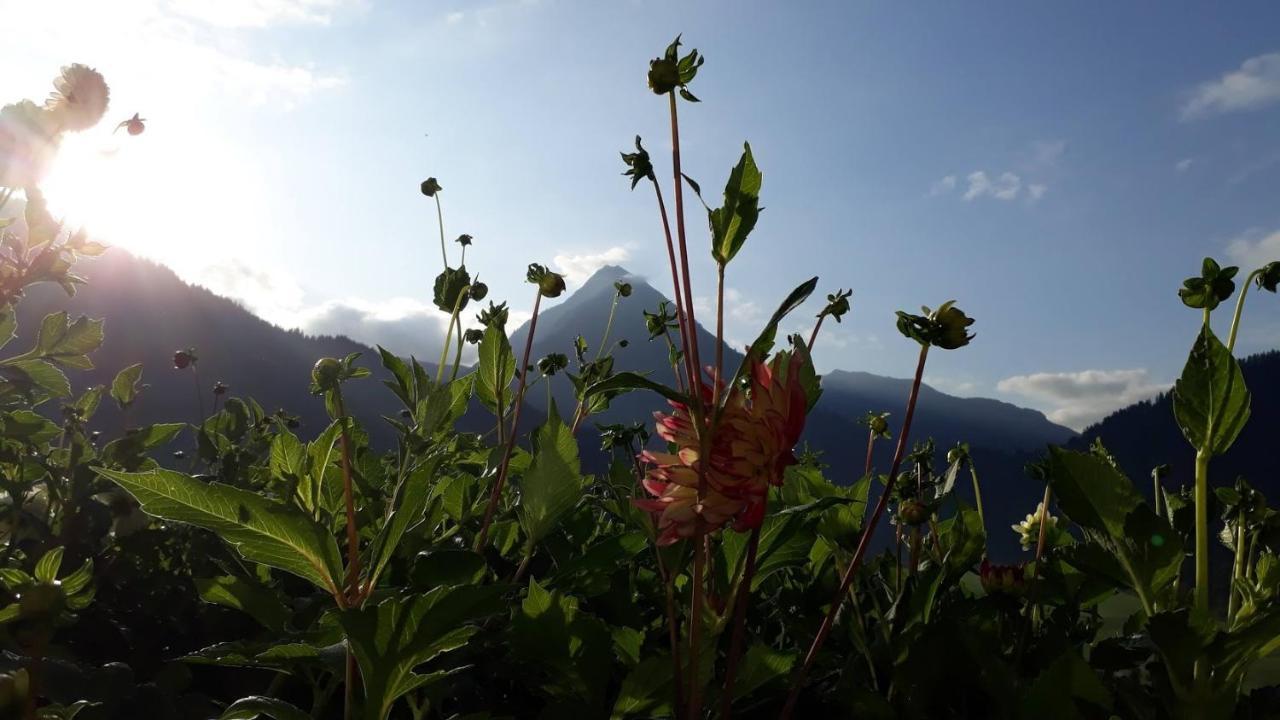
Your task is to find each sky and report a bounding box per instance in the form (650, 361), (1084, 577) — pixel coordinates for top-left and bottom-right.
(3, 0), (1280, 431)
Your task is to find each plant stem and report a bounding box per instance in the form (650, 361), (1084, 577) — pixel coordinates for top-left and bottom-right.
(1033, 485), (1053, 565)
(435, 195), (447, 269)
(714, 263), (725, 405)
(720, 514), (764, 720)
(655, 549), (685, 716)
(436, 285), (470, 384)
(475, 289), (542, 551)
(595, 292), (621, 362)
(968, 462), (986, 539)
(651, 182), (698, 398)
(1228, 519), (1246, 621)
(781, 345), (930, 719)
(334, 391), (361, 601)
(667, 92), (703, 401)
(1152, 470), (1163, 517)
(1194, 449), (1210, 613)
(450, 317), (465, 381)
(808, 314), (826, 352)
(1225, 269), (1261, 354)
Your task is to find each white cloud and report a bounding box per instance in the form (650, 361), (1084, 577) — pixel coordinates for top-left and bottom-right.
(964, 170), (1022, 201)
(197, 260), (463, 362)
(1176, 158), (1195, 174)
(1029, 139), (1066, 167)
(1182, 52), (1280, 119)
(553, 246), (631, 287)
(997, 368), (1167, 431)
(1027, 183), (1048, 201)
(929, 175), (957, 196)
(926, 375), (979, 397)
(1225, 227), (1280, 271)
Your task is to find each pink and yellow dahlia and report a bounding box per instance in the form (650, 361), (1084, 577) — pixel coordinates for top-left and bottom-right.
(636, 350), (810, 545)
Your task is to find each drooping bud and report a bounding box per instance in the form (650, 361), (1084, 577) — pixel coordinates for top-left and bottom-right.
(420, 177), (442, 197)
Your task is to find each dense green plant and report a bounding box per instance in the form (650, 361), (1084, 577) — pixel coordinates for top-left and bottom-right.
(0, 46), (1276, 720)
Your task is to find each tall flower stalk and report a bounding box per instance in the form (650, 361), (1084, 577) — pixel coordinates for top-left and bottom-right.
(782, 301), (973, 718)
(475, 265), (564, 551)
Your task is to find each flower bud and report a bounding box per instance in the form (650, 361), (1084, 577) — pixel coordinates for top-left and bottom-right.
(897, 500), (929, 527)
(311, 357), (343, 391)
(1258, 261), (1280, 293)
(464, 328), (484, 345)
(420, 177), (442, 197)
(979, 559), (1026, 597)
(173, 349), (195, 369)
(212, 381), (228, 396)
(469, 282), (488, 301)
(455, 234), (473, 247)
(615, 281), (633, 297)
(931, 301), (975, 350)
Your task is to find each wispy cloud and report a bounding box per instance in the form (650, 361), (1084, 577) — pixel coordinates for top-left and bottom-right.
(1176, 158), (1195, 174)
(1225, 227), (1280, 271)
(553, 246), (632, 287)
(168, 0), (356, 28)
(997, 368), (1167, 431)
(1028, 139), (1067, 167)
(964, 170), (1022, 201)
(1182, 51), (1280, 119)
(929, 175), (957, 197)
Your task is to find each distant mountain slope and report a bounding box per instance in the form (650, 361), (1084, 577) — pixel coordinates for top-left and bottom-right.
(512, 264), (1075, 457)
(1075, 350), (1280, 496)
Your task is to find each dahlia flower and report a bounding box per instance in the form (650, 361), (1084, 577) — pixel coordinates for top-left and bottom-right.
(46, 64), (110, 132)
(1012, 501), (1058, 551)
(979, 559), (1026, 596)
(636, 350), (809, 545)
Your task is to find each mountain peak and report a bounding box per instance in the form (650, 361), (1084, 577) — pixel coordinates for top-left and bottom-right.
(580, 263), (634, 287)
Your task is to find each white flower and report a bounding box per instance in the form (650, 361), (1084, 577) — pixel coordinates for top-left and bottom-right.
(1012, 501), (1057, 551)
(46, 64), (109, 132)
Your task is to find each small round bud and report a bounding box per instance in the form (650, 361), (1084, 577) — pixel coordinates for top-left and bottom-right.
(420, 177), (442, 197)
(539, 272), (566, 298)
(311, 357), (343, 391)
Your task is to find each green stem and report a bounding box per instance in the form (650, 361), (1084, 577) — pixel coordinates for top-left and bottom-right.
(1228, 519), (1246, 622)
(435, 285), (470, 384)
(1152, 471), (1163, 517)
(1225, 269), (1261, 354)
(594, 292), (621, 362)
(1194, 449), (1210, 614)
(969, 462), (987, 539)
(435, 195), (447, 269)
(475, 289), (543, 551)
(450, 314), (465, 381)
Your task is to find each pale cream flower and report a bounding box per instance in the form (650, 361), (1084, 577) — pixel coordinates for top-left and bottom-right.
(46, 64), (110, 132)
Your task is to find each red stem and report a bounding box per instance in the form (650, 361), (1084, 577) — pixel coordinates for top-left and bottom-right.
(475, 289), (543, 551)
(652, 183), (700, 401)
(863, 429), (875, 479)
(667, 93), (703, 401)
(780, 345), (930, 719)
(808, 314), (826, 353)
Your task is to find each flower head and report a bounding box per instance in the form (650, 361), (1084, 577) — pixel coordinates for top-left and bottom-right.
(1012, 501), (1058, 551)
(621, 136), (655, 190)
(1258, 261), (1280, 294)
(420, 177), (442, 197)
(980, 559), (1026, 596)
(46, 64), (109, 132)
(1179, 257), (1237, 311)
(636, 351), (810, 543)
(115, 112), (145, 136)
(648, 35), (704, 101)
(895, 300), (975, 350)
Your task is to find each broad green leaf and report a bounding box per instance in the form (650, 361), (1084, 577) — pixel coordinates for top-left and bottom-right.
(548, 532), (647, 597)
(367, 457), (441, 588)
(410, 550), (487, 590)
(268, 430), (306, 483)
(1173, 325), (1250, 455)
(1018, 649), (1113, 720)
(218, 696), (310, 720)
(709, 142), (762, 266)
(518, 405), (584, 545)
(25, 311), (104, 369)
(730, 644), (795, 703)
(339, 586), (507, 720)
(2, 358), (71, 398)
(72, 385), (103, 420)
(377, 345), (417, 408)
(611, 654), (673, 719)
(110, 363), (145, 409)
(510, 578), (613, 708)
(96, 468), (344, 597)
(475, 324), (515, 416)
(584, 371), (684, 405)
(1047, 447), (1143, 538)
(1, 411), (60, 444)
(195, 576), (290, 631)
(102, 423), (185, 466)
(34, 547), (64, 582)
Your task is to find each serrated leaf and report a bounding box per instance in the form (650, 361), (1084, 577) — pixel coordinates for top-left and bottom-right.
(195, 576), (290, 631)
(218, 696), (310, 720)
(96, 468), (344, 597)
(518, 404), (584, 545)
(34, 546), (64, 582)
(28, 312), (104, 368)
(339, 586), (507, 720)
(110, 363), (145, 409)
(710, 142), (762, 266)
(475, 324), (515, 416)
(584, 371), (683, 405)
(1173, 325), (1251, 455)
(367, 457), (441, 588)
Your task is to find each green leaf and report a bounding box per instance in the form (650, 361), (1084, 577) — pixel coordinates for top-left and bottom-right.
(0, 305), (15, 352)
(102, 423), (186, 467)
(218, 696), (310, 720)
(268, 430), (306, 484)
(730, 644), (795, 703)
(339, 586), (507, 720)
(717, 277), (818, 415)
(410, 550), (487, 590)
(432, 266), (472, 314)
(96, 468), (344, 597)
(710, 142), (762, 266)
(367, 458), (441, 588)
(510, 578), (613, 707)
(518, 404), (585, 546)
(34, 547), (64, 582)
(611, 654), (673, 719)
(195, 576), (290, 631)
(583, 371), (684, 405)
(548, 532), (647, 597)
(1018, 649), (1113, 720)
(2, 358), (71, 399)
(1, 411), (60, 444)
(26, 312), (104, 369)
(475, 324), (515, 416)
(110, 363), (145, 409)
(1173, 325), (1251, 455)
(1047, 447), (1144, 538)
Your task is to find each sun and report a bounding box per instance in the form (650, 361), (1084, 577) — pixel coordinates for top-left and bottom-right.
(39, 125), (263, 276)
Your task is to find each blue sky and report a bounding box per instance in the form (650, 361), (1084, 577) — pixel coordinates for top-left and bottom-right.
(5, 0), (1280, 429)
